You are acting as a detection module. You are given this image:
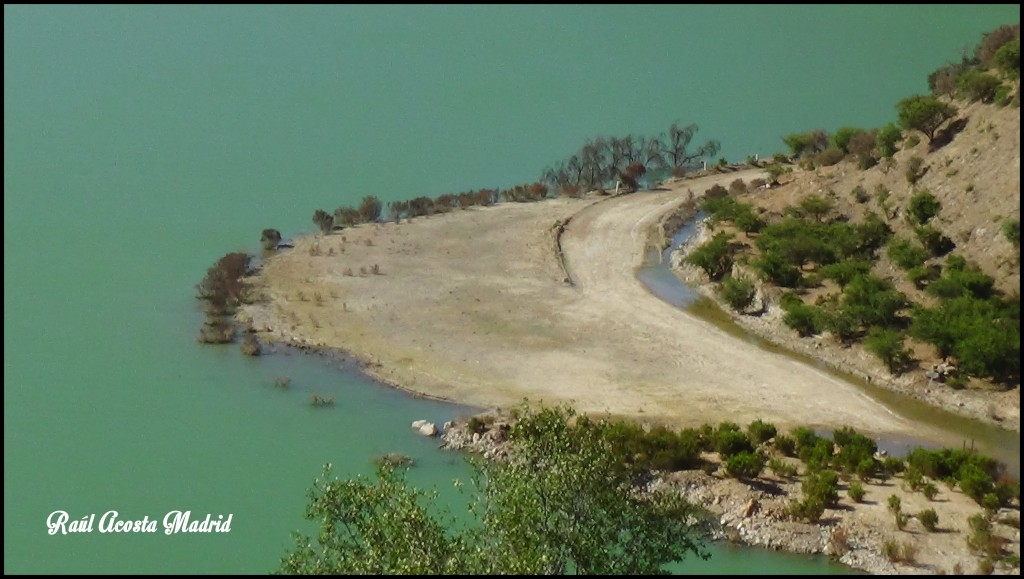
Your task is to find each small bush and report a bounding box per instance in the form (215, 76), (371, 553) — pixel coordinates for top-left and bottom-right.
(802, 469), (840, 508)
(905, 156), (925, 184)
(887, 494), (902, 514)
(876, 123), (902, 158)
(712, 422), (754, 458)
(1003, 219), (1020, 246)
(747, 419), (778, 445)
(851, 185), (870, 203)
(815, 146), (845, 167)
(957, 69), (1002, 103)
(788, 497), (825, 522)
(916, 225), (955, 256)
(922, 482), (938, 501)
(782, 300), (827, 337)
(887, 237), (930, 270)
(774, 434), (796, 456)
(768, 458), (798, 479)
(720, 275), (756, 311)
(312, 209), (334, 234)
(918, 508), (939, 532)
(908, 190), (941, 224)
(993, 37), (1020, 76)
(725, 451), (765, 479)
(848, 481), (866, 503)
(882, 540), (900, 562)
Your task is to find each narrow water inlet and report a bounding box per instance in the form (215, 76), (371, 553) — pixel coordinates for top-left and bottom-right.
(635, 210), (1020, 477)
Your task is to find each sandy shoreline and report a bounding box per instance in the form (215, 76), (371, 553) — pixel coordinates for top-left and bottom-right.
(238, 169), (983, 444)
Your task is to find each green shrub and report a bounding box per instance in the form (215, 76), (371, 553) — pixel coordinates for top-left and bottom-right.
(719, 276), (756, 311)
(903, 465), (924, 491)
(733, 206), (764, 234)
(922, 482), (938, 501)
(768, 458), (798, 478)
(1003, 219), (1020, 246)
(994, 84), (1014, 107)
(882, 456), (906, 477)
(918, 508), (939, 532)
(830, 127), (863, 153)
(907, 190), (941, 224)
(915, 225), (955, 256)
(875, 123), (902, 158)
(774, 435), (796, 457)
(882, 540), (899, 562)
(725, 451), (765, 479)
(802, 469), (840, 508)
(848, 481), (866, 503)
(887, 494), (902, 514)
(865, 328), (913, 374)
(855, 211), (893, 253)
(840, 274), (907, 329)
(602, 421), (704, 473)
(910, 295), (1018, 382)
(685, 232), (735, 281)
(976, 23), (1020, 64)
(851, 185), (870, 203)
(712, 422), (754, 458)
(993, 37), (1020, 76)
(782, 300), (827, 337)
(959, 464), (996, 503)
(747, 419), (778, 445)
(924, 262), (995, 300)
(887, 237), (929, 270)
(792, 427), (820, 452)
(752, 252), (802, 287)
(789, 496), (826, 522)
(783, 131), (828, 157)
(907, 264), (941, 289)
(904, 135), (920, 149)
(957, 69), (1002, 103)
(966, 513), (1004, 558)
(800, 438), (836, 472)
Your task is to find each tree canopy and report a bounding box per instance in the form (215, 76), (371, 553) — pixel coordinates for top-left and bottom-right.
(896, 95), (957, 142)
(278, 405), (709, 575)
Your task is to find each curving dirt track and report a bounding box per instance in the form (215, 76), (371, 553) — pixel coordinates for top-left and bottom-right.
(241, 171), (948, 438)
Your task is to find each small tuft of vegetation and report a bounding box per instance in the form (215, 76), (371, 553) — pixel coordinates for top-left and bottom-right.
(918, 508), (939, 532)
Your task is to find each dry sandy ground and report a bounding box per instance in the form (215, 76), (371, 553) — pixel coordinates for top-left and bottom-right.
(240, 169), (968, 443)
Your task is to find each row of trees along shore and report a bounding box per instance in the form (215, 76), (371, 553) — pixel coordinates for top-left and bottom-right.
(306, 122), (721, 234)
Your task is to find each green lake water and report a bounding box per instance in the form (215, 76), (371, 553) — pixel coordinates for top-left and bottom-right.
(4, 5), (1018, 574)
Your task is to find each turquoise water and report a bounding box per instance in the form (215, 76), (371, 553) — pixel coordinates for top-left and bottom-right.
(4, 5), (1017, 574)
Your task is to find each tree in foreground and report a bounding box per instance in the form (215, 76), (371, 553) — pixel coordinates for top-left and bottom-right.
(277, 405), (709, 574)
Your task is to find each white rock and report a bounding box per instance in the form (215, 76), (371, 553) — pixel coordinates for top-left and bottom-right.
(417, 422), (438, 437)
(411, 419), (429, 430)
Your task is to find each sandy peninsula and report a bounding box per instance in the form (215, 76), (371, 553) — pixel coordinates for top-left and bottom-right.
(238, 169), (972, 445)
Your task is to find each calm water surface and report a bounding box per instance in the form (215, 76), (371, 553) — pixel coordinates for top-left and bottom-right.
(4, 5), (1017, 573)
